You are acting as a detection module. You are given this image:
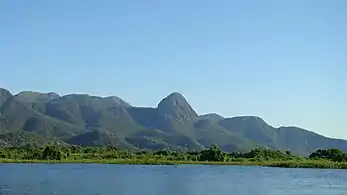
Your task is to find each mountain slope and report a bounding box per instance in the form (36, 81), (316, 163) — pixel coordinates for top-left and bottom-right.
(276, 126), (347, 155)
(0, 90), (87, 140)
(67, 130), (137, 150)
(0, 87), (345, 156)
(218, 116), (278, 149)
(0, 131), (67, 147)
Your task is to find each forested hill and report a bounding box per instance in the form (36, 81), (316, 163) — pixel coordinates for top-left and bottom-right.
(0, 88), (346, 156)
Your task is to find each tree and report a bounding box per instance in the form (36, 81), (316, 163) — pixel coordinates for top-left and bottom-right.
(309, 148), (346, 162)
(41, 145), (63, 160)
(198, 145), (228, 161)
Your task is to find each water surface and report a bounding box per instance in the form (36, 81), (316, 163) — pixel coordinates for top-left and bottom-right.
(0, 164), (346, 195)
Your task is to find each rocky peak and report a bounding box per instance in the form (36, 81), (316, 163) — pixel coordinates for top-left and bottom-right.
(0, 88), (12, 107)
(157, 92), (198, 121)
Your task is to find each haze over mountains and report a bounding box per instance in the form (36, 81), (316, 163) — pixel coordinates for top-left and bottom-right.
(0, 87), (346, 156)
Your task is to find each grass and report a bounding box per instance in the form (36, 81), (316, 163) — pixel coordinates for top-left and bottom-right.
(1, 158), (346, 169)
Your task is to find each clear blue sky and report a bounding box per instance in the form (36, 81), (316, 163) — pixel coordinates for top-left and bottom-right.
(1, 0), (346, 139)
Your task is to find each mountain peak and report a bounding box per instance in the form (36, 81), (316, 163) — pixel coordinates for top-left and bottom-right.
(166, 92), (185, 99)
(157, 92), (198, 120)
(0, 88), (11, 96)
(103, 96), (131, 107)
(158, 92), (187, 105)
(0, 88), (12, 107)
(198, 113), (225, 121)
(225, 116), (271, 127)
(15, 91), (60, 103)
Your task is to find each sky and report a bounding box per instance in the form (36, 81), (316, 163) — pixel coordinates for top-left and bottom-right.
(0, 0), (346, 139)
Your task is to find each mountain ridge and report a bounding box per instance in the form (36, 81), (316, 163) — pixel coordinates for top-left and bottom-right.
(0, 87), (345, 156)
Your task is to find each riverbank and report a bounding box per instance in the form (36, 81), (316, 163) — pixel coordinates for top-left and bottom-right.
(1, 158), (346, 169)
(2, 145), (347, 169)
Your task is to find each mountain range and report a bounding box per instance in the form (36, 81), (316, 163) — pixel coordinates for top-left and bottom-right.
(0, 87), (346, 156)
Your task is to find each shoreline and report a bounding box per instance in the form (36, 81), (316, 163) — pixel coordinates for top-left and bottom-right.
(1, 159), (346, 169)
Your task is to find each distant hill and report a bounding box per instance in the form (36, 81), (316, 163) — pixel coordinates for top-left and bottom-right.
(0, 87), (346, 155)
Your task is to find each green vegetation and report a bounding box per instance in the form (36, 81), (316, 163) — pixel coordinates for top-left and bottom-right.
(1, 145), (347, 169)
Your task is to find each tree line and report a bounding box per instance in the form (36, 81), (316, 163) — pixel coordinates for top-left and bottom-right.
(0, 144), (346, 162)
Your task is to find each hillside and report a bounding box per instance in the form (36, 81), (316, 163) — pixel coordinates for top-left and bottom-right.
(0, 87), (346, 155)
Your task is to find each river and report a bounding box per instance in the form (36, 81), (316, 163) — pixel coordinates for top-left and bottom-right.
(0, 164), (346, 195)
